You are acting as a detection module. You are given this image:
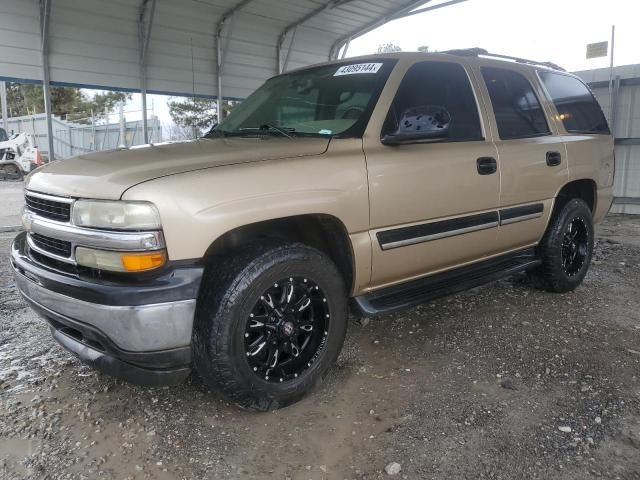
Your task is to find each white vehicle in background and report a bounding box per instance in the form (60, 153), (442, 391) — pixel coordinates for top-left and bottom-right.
(0, 128), (43, 178)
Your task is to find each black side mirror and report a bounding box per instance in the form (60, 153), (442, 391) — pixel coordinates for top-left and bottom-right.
(381, 105), (451, 145)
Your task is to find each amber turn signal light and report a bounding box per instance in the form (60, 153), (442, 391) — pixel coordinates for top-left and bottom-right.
(120, 251), (167, 272)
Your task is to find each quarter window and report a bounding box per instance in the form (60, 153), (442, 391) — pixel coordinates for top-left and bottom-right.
(383, 61), (483, 142)
(538, 71), (610, 134)
(481, 67), (550, 140)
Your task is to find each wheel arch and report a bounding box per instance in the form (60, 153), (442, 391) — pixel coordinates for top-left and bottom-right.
(554, 178), (597, 214)
(202, 214), (355, 294)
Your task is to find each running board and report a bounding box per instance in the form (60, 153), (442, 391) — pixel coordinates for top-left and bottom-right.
(353, 248), (541, 316)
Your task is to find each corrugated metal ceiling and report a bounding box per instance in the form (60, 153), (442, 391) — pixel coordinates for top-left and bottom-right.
(0, 0), (431, 99)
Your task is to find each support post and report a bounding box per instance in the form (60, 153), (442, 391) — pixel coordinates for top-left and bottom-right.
(279, 27), (298, 74)
(102, 106), (109, 150)
(214, 0), (253, 124)
(0, 81), (8, 131)
(138, 0), (156, 144)
(612, 75), (620, 136)
(91, 108), (96, 151)
(40, 0), (55, 161)
(608, 25), (616, 127)
(216, 28), (223, 123)
(140, 67), (149, 143)
(340, 37), (351, 59)
(118, 102), (126, 148)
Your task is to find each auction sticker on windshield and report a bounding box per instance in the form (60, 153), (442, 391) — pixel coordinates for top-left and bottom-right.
(334, 63), (383, 76)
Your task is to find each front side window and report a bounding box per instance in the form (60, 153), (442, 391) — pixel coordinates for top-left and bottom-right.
(208, 60), (396, 139)
(481, 67), (550, 140)
(0, 128), (7, 142)
(538, 71), (610, 134)
(383, 61), (483, 142)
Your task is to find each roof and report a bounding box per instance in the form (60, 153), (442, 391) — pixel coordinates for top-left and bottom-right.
(281, 50), (570, 81)
(0, 0), (460, 99)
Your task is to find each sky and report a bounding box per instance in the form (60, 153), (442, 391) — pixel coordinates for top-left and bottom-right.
(128, 0), (640, 124)
(348, 0), (640, 72)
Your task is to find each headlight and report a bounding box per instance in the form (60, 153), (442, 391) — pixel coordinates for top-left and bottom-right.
(72, 200), (161, 230)
(76, 247), (166, 272)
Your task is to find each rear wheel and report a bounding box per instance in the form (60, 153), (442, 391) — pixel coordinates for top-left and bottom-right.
(192, 242), (348, 411)
(528, 198), (594, 292)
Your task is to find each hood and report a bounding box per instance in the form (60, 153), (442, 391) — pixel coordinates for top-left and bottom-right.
(25, 137), (330, 199)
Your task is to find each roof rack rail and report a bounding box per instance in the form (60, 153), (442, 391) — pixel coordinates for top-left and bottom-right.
(443, 48), (566, 72)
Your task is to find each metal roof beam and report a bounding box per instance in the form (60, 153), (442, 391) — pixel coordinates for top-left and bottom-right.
(329, 0), (430, 59)
(395, 0), (469, 19)
(329, 0), (470, 60)
(215, 0), (254, 121)
(277, 0), (356, 73)
(138, 0), (156, 66)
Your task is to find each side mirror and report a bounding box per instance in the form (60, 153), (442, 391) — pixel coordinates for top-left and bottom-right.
(381, 105), (451, 145)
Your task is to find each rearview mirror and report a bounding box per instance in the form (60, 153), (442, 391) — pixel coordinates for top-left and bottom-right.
(381, 105), (451, 145)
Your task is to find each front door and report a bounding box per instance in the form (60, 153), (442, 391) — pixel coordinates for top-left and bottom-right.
(364, 59), (501, 290)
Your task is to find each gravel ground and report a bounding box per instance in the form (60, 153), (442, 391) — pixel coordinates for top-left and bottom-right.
(0, 182), (24, 229)
(1, 215), (639, 480)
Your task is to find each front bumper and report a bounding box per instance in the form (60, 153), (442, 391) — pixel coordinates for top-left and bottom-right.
(11, 232), (203, 386)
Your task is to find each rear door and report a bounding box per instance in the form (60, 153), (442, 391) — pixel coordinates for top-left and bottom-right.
(475, 64), (568, 252)
(537, 70), (615, 216)
(364, 59), (501, 289)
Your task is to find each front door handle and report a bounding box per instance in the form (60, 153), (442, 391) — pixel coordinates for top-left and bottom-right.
(477, 157), (497, 175)
(546, 151), (562, 167)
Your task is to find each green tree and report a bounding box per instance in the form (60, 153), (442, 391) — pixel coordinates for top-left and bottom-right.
(417, 45), (430, 53)
(5, 83), (130, 122)
(377, 43), (402, 54)
(168, 97), (236, 137)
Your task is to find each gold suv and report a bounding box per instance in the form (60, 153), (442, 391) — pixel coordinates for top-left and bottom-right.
(12, 49), (614, 410)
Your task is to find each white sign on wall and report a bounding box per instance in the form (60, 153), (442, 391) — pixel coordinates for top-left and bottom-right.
(586, 41), (608, 59)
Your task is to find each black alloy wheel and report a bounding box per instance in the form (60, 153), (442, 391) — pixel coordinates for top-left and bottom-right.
(244, 277), (329, 383)
(561, 216), (589, 276)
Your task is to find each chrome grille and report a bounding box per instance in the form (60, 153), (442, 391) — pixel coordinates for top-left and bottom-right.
(25, 193), (72, 222)
(30, 233), (72, 258)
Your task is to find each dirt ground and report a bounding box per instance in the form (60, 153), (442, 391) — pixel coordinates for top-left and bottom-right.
(1, 215), (639, 480)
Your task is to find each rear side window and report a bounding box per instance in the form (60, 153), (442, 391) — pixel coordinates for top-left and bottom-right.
(481, 67), (550, 140)
(538, 71), (610, 134)
(384, 61), (483, 142)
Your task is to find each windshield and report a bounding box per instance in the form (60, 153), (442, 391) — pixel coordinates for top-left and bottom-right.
(207, 60), (396, 139)
(0, 128), (7, 142)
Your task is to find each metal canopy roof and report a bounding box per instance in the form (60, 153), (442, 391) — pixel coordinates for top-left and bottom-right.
(0, 0), (465, 98)
(0, 0), (464, 157)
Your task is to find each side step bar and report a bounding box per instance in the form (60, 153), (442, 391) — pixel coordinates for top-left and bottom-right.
(353, 248), (541, 316)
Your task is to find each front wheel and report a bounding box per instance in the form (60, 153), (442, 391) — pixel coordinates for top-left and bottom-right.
(528, 198), (594, 293)
(192, 242), (348, 411)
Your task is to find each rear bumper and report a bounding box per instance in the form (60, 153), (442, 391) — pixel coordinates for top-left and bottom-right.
(594, 185), (614, 223)
(11, 232), (203, 386)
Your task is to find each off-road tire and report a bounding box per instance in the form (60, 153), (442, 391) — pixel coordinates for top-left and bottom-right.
(528, 198), (594, 293)
(192, 241), (348, 411)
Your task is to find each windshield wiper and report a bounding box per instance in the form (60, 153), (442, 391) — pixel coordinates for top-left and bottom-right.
(239, 124), (294, 139)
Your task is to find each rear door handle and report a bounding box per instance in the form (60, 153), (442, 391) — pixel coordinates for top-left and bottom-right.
(546, 151), (562, 166)
(477, 157), (497, 175)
